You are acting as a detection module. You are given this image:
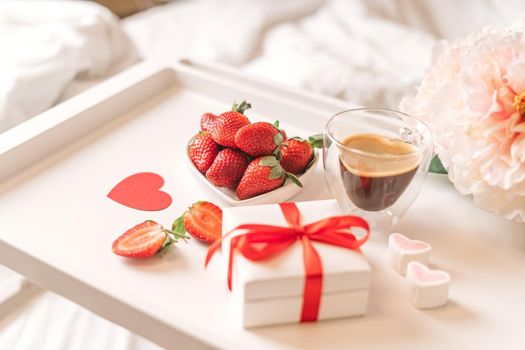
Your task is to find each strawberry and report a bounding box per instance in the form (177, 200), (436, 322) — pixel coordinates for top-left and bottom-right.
(200, 112), (217, 132)
(234, 121), (284, 157)
(280, 129), (287, 141)
(236, 156), (302, 200)
(279, 134), (323, 175)
(112, 220), (189, 258)
(206, 148), (251, 189)
(189, 132), (220, 173)
(172, 201), (222, 244)
(210, 101), (251, 147)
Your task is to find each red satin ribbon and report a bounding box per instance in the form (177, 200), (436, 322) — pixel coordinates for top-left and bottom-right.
(205, 202), (370, 322)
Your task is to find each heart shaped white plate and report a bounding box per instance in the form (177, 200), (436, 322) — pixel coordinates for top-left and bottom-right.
(186, 145), (319, 206)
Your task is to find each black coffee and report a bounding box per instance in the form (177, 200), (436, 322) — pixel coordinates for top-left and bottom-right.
(339, 134), (420, 212)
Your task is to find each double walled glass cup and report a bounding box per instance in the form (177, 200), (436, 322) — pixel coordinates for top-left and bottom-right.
(323, 108), (433, 231)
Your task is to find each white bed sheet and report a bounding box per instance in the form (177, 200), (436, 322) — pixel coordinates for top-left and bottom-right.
(123, 0), (525, 109)
(0, 0), (138, 133)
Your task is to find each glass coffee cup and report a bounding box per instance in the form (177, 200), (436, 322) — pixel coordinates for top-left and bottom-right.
(323, 108), (433, 231)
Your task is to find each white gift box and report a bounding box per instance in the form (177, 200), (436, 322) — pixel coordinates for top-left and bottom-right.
(221, 199), (371, 328)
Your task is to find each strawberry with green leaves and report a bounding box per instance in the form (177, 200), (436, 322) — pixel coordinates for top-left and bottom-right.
(210, 101), (251, 148)
(236, 156), (302, 200)
(112, 220), (189, 259)
(279, 134), (323, 175)
(188, 132), (220, 173)
(235, 121), (286, 157)
(172, 201), (222, 244)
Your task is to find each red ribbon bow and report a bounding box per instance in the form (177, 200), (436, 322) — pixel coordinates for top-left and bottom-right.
(205, 202), (369, 322)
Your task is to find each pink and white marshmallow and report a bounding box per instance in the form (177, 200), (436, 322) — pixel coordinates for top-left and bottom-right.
(405, 261), (450, 309)
(388, 233), (431, 275)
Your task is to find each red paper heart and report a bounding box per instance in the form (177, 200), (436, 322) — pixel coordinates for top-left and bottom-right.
(108, 172), (172, 211)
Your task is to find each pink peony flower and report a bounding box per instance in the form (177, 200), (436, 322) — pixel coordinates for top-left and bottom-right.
(401, 22), (525, 223)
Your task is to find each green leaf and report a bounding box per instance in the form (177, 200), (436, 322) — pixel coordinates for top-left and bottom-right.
(273, 132), (284, 146)
(269, 164), (284, 180)
(429, 155), (447, 174)
(259, 156), (278, 167)
(274, 147), (282, 160)
(273, 120), (280, 128)
(158, 235), (175, 256)
(308, 134), (324, 149)
(286, 172), (303, 188)
(172, 215), (186, 235)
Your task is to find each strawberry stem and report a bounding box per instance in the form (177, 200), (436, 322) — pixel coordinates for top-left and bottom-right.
(158, 233), (176, 256)
(171, 215), (191, 240)
(232, 100), (252, 114)
(164, 229), (190, 240)
(155, 219), (192, 256)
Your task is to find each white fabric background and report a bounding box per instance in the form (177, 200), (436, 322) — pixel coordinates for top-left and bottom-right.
(122, 0), (525, 108)
(0, 0), (138, 133)
(1, 0), (525, 349)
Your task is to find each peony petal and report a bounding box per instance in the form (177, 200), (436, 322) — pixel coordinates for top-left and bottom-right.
(507, 112), (525, 134)
(505, 61), (525, 94)
(510, 133), (525, 162)
(496, 85), (516, 116)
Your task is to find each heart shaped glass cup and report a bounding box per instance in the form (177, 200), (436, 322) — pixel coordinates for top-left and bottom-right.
(323, 108), (433, 231)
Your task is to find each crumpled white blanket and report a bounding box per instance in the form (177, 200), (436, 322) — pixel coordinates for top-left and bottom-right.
(244, 0), (435, 108)
(124, 0), (435, 108)
(124, 0), (525, 109)
(0, 0), (137, 133)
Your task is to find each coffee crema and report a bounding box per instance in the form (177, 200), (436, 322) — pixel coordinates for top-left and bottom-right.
(339, 133), (421, 211)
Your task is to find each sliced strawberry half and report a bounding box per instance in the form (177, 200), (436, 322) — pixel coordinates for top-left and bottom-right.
(172, 201), (222, 244)
(112, 220), (189, 259)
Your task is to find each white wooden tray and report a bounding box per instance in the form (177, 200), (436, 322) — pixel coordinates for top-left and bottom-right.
(0, 59), (524, 350)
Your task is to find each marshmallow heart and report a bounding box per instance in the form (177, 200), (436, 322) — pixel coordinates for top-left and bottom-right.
(405, 261), (450, 309)
(408, 261), (450, 284)
(390, 233), (430, 252)
(387, 233), (431, 275)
